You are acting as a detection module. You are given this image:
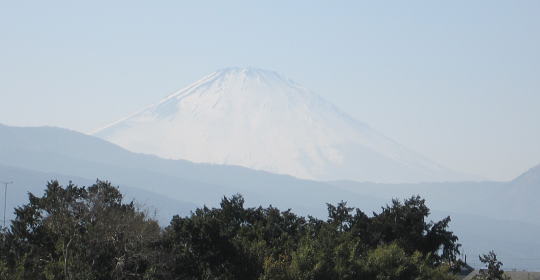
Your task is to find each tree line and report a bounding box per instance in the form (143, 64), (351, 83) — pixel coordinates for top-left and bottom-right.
(0, 180), (502, 279)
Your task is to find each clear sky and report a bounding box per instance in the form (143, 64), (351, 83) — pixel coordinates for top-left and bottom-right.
(1, 1), (539, 181)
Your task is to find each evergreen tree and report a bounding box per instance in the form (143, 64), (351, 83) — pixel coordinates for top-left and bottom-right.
(473, 251), (510, 280)
(0, 181), (465, 280)
(1, 180), (159, 280)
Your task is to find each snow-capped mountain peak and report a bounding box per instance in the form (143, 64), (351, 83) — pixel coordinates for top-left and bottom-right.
(94, 67), (467, 183)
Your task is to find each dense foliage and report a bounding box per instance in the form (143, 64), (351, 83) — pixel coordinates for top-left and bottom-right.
(0, 181), (462, 280)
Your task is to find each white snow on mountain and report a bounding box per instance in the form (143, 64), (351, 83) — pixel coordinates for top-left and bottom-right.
(94, 67), (470, 183)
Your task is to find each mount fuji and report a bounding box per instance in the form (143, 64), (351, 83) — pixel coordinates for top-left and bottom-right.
(94, 67), (468, 183)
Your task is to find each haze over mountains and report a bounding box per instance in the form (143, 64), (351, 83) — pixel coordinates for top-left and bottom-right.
(0, 66), (537, 270)
(1, 123), (540, 270)
(94, 67), (472, 183)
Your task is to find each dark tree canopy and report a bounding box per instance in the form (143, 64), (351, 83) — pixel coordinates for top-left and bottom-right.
(0, 181), (462, 280)
(0, 180), (160, 280)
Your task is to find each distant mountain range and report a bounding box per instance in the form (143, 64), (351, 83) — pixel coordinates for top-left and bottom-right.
(511, 164), (540, 186)
(93, 67), (474, 183)
(1, 123), (539, 270)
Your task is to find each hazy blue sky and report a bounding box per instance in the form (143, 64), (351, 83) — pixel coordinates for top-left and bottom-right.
(1, 1), (539, 181)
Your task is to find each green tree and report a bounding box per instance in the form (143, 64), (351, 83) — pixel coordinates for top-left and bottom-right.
(363, 243), (456, 280)
(2, 180), (160, 280)
(473, 251), (510, 280)
(1, 182), (463, 280)
(370, 196), (461, 267)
